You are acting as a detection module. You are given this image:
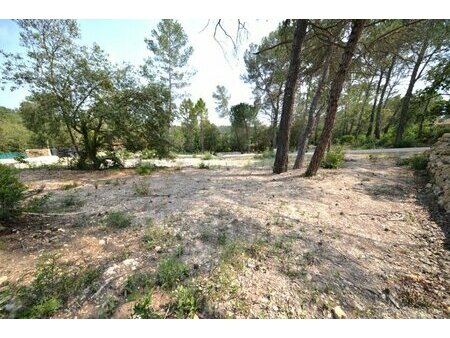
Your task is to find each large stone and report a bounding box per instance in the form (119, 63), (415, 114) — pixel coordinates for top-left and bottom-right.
(332, 306), (347, 319)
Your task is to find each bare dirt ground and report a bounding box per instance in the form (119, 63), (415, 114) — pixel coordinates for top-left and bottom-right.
(0, 154), (449, 318)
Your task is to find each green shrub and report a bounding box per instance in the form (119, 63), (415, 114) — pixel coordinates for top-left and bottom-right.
(132, 291), (161, 319)
(399, 154), (429, 170)
(124, 272), (155, 300)
(10, 255), (102, 318)
(321, 146), (345, 169)
(133, 181), (149, 196)
(173, 284), (201, 318)
(60, 194), (84, 210)
(198, 162), (210, 169)
(141, 149), (157, 160)
(136, 163), (157, 175)
(25, 194), (51, 213)
(156, 257), (189, 289)
(0, 164), (26, 221)
(14, 154), (28, 164)
(105, 211), (133, 228)
(339, 135), (355, 145)
(201, 152), (215, 160)
(254, 149), (275, 159)
(143, 226), (173, 251)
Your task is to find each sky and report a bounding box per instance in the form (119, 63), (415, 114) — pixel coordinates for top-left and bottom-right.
(0, 19), (280, 125)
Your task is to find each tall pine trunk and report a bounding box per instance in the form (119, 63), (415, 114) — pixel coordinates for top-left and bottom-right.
(273, 19), (308, 174)
(355, 75), (374, 137)
(394, 39), (428, 146)
(374, 56), (396, 139)
(366, 69), (384, 138)
(305, 20), (366, 177)
(293, 45), (331, 169)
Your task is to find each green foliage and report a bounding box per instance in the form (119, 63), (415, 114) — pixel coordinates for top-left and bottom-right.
(60, 194), (84, 210)
(339, 134), (356, 145)
(321, 146), (345, 169)
(132, 291), (161, 319)
(398, 154), (429, 170)
(9, 254), (102, 318)
(0, 164), (26, 221)
(98, 294), (119, 319)
(254, 149), (275, 159)
(105, 211), (133, 229)
(156, 257), (189, 289)
(135, 163), (157, 175)
(143, 225), (174, 251)
(198, 162), (210, 169)
(0, 107), (32, 152)
(25, 194), (51, 213)
(124, 272), (155, 300)
(173, 284), (201, 318)
(133, 180), (150, 196)
(217, 232), (227, 246)
(201, 152), (215, 160)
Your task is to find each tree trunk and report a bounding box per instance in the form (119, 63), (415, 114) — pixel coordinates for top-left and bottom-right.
(394, 39), (428, 146)
(355, 75), (375, 137)
(273, 19), (308, 174)
(382, 103), (401, 135)
(305, 20), (366, 177)
(374, 56), (396, 139)
(200, 113), (204, 153)
(293, 47), (331, 169)
(366, 69), (384, 138)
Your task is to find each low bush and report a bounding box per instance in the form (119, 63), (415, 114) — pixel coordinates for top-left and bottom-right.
(398, 154), (429, 170)
(0, 164), (26, 221)
(131, 291), (161, 319)
(156, 257), (189, 289)
(198, 162), (210, 169)
(135, 163), (157, 175)
(321, 146), (345, 169)
(173, 284), (202, 319)
(105, 211), (133, 228)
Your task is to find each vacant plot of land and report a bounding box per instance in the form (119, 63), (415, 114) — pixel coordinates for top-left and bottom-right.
(0, 154), (448, 318)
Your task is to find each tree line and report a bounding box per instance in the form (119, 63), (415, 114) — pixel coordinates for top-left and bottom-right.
(1, 19), (449, 174)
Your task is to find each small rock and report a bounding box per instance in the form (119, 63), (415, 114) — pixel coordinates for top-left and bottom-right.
(99, 239), (106, 246)
(426, 183), (432, 188)
(155, 246), (162, 253)
(332, 306), (347, 319)
(272, 305), (279, 312)
(0, 276), (8, 287)
(260, 297), (270, 303)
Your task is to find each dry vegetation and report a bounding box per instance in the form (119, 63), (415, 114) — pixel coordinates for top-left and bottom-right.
(0, 154), (448, 319)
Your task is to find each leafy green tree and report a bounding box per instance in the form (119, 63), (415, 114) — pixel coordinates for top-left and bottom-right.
(113, 84), (172, 159)
(212, 85), (230, 118)
(0, 106), (32, 152)
(1, 20), (129, 169)
(194, 98), (208, 153)
(230, 103), (257, 153)
(179, 98), (198, 153)
(144, 20), (194, 116)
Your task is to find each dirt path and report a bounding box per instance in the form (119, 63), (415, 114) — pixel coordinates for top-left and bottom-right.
(0, 155), (448, 318)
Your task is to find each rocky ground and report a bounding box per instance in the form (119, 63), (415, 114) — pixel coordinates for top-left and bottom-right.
(0, 154), (448, 319)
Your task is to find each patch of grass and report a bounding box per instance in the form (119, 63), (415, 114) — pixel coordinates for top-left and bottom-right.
(123, 271), (155, 301)
(99, 294), (119, 319)
(198, 162), (210, 169)
(25, 194), (52, 213)
(156, 256), (189, 289)
(173, 284), (202, 318)
(7, 254), (103, 318)
(60, 194), (84, 210)
(105, 211), (133, 229)
(397, 154), (429, 170)
(135, 163), (157, 175)
(199, 228), (214, 243)
(131, 291), (161, 319)
(321, 146), (345, 169)
(132, 180), (150, 196)
(220, 241), (246, 270)
(254, 149), (275, 159)
(143, 225), (174, 251)
(61, 181), (79, 190)
(201, 152), (215, 161)
(217, 231), (227, 246)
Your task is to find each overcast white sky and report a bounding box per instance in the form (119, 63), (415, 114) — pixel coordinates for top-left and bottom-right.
(0, 19), (280, 125)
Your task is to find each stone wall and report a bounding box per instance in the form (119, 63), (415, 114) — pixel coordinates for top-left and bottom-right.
(427, 133), (450, 213)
